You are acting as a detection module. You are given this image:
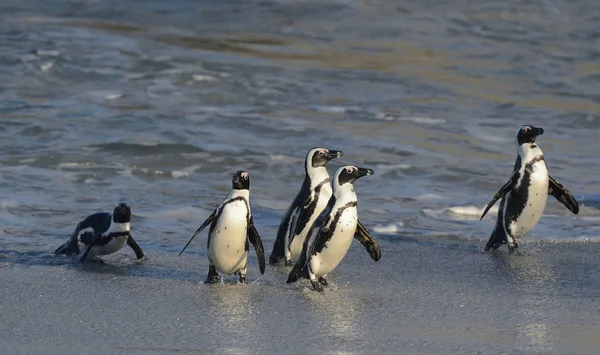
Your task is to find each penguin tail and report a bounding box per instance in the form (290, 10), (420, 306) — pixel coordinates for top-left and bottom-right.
(54, 238), (79, 256)
(485, 228), (507, 251)
(286, 262), (309, 284)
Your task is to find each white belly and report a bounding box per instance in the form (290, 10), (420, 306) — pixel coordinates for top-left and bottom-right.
(508, 169), (549, 238)
(208, 203), (249, 275)
(310, 208), (357, 277)
(289, 192), (332, 260)
(89, 235), (129, 257)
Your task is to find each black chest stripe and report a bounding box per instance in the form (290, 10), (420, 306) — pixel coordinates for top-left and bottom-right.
(296, 178), (330, 235)
(312, 201), (357, 256)
(207, 196), (250, 248)
(504, 155), (546, 231)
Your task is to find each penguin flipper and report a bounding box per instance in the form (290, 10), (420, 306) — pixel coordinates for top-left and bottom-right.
(179, 208), (217, 256)
(548, 176), (579, 214)
(485, 199), (508, 251)
(79, 233), (101, 263)
(269, 204), (297, 265)
(54, 220), (89, 256)
(287, 257), (309, 284)
(248, 217), (265, 274)
(126, 234), (145, 259)
(485, 227), (507, 251)
(354, 220), (381, 262)
(54, 238), (79, 256)
(480, 171), (519, 220)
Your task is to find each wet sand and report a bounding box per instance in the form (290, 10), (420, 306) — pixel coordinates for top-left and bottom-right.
(1, 237), (599, 354)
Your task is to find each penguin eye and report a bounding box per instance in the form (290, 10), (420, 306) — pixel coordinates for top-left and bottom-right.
(522, 126), (531, 133)
(346, 167), (353, 173)
(318, 151), (325, 156)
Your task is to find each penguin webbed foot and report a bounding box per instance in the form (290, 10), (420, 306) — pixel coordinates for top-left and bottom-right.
(238, 274), (247, 284)
(318, 276), (328, 287)
(508, 242), (520, 253)
(204, 265), (220, 284)
(310, 279), (325, 292)
(87, 258), (105, 264)
(284, 258), (291, 267)
(204, 274), (220, 284)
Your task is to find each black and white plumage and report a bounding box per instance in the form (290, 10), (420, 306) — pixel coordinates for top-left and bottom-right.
(269, 147), (343, 266)
(287, 165), (381, 292)
(481, 125), (579, 251)
(54, 203), (144, 263)
(179, 170), (265, 284)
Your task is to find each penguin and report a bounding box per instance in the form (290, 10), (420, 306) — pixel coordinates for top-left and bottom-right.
(54, 203), (144, 263)
(287, 165), (381, 292)
(481, 125), (579, 251)
(179, 170), (265, 284)
(269, 147), (343, 266)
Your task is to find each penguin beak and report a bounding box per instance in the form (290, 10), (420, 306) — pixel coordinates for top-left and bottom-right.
(534, 127), (544, 136)
(356, 167), (374, 177)
(326, 150), (343, 160)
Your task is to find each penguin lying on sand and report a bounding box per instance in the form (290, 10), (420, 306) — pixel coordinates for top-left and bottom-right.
(54, 203), (144, 263)
(287, 165), (381, 292)
(179, 170), (265, 284)
(481, 125), (579, 251)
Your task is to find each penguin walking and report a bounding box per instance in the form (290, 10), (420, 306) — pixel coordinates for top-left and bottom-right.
(179, 170), (265, 284)
(287, 165), (381, 292)
(54, 203), (144, 263)
(269, 147), (343, 266)
(481, 125), (579, 251)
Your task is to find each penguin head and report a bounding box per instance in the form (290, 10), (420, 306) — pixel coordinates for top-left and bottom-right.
(232, 170), (250, 190)
(516, 125), (544, 145)
(335, 165), (374, 186)
(307, 147), (343, 169)
(112, 203), (131, 223)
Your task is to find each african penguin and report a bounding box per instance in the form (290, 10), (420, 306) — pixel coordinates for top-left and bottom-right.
(179, 170), (265, 284)
(481, 125), (579, 251)
(269, 147), (343, 266)
(54, 203), (144, 263)
(287, 165), (381, 292)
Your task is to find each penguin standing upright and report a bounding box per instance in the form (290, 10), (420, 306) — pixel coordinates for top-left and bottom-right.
(269, 147), (343, 266)
(179, 170), (265, 284)
(481, 125), (579, 251)
(287, 165), (381, 292)
(54, 203), (145, 263)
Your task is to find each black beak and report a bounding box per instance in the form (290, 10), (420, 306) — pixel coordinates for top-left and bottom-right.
(357, 167), (374, 177)
(326, 150), (343, 160)
(535, 127), (544, 136)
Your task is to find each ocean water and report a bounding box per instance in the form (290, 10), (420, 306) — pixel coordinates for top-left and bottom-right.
(1, 0), (600, 354)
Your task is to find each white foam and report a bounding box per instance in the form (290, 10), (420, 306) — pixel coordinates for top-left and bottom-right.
(423, 205), (499, 220)
(0, 199), (20, 209)
(105, 93), (122, 100)
(192, 74), (218, 82)
(448, 205), (497, 217)
(19, 158), (36, 164)
(171, 171), (189, 178)
(310, 105), (348, 114)
(373, 222), (404, 234)
(401, 116), (446, 125)
(40, 62), (53, 71)
(35, 49), (60, 57)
